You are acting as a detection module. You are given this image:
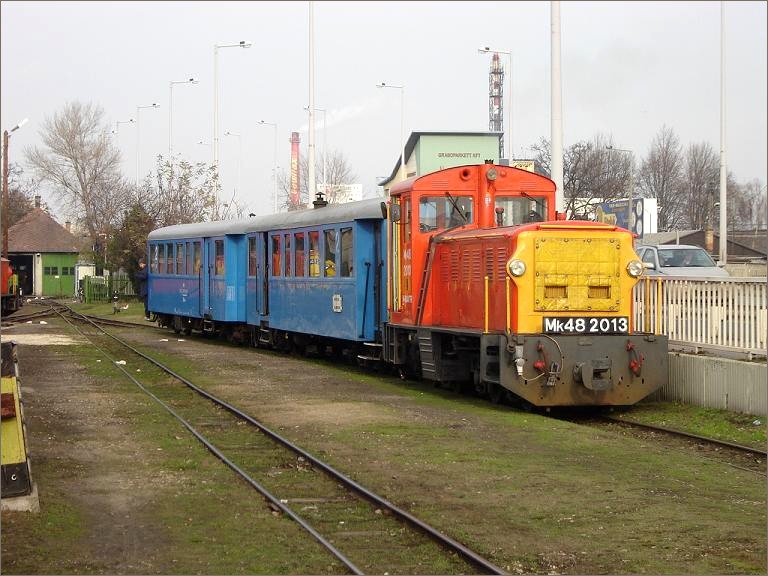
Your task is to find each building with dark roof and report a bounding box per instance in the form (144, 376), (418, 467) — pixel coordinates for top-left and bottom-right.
(7, 200), (80, 296)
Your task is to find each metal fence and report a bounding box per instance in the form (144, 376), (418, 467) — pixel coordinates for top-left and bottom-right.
(82, 274), (136, 303)
(633, 276), (768, 358)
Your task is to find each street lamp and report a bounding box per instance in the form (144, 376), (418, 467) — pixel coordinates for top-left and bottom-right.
(136, 103), (160, 189)
(224, 131), (242, 198)
(304, 106), (327, 193)
(111, 118), (134, 136)
(257, 120), (278, 213)
(376, 82), (406, 182)
(213, 40), (252, 170)
(606, 146), (634, 232)
(2, 117), (28, 257)
(477, 46), (513, 160)
(169, 77), (198, 157)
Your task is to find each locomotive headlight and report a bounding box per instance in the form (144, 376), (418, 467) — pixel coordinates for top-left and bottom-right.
(626, 260), (644, 278)
(507, 258), (526, 277)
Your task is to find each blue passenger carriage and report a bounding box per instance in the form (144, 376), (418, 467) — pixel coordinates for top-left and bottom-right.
(147, 220), (248, 334)
(243, 199), (387, 349)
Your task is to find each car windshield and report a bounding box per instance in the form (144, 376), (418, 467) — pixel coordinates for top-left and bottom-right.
(657, 248), (716, 267)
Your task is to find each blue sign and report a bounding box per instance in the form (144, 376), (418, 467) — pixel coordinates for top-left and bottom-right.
(596, 199), (644, 237)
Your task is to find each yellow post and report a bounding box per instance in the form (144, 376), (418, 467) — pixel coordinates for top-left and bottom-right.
(505, 276), (511, 333)
(484, 275), (489, 334)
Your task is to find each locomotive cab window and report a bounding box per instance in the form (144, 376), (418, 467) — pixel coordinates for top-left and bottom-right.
(495, 196), (547, 226)
(419, 195), (473, 232)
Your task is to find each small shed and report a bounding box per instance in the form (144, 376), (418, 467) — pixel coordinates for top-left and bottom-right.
(7, 204), (80, 297)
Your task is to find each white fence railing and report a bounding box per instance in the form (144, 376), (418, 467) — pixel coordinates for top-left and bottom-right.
(633, 276), (768, 358)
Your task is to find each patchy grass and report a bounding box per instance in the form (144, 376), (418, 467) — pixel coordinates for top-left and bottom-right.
(618, 401), (766, 448)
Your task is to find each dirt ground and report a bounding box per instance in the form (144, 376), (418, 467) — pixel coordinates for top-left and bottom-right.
(1, 317), (765, 574)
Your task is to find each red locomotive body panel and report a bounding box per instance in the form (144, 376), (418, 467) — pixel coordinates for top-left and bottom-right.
(387, 163), (556, 329)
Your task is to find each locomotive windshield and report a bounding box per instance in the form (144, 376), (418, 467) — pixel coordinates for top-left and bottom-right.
(495, 196), (548, 226)
(418, 195), (473, 233)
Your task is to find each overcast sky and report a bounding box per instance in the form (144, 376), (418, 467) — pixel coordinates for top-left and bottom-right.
(2, 0), (766, 219)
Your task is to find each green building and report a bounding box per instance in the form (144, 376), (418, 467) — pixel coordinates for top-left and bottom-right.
(7, 204), (81, 297)
(378, 131), (502, 194)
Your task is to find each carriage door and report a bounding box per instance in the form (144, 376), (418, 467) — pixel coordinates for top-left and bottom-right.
(261, 233), (269, 316)
(204, 238), (214, 316)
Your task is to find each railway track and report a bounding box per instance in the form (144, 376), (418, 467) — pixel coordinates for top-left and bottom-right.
(566, 412), (766, 476)
(50, 302), (504, 575)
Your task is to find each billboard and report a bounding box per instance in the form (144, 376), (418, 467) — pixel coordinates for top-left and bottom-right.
(596, 198), (657, 238)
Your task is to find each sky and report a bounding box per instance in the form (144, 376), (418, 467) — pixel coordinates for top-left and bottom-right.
(2, 0), (766, 221)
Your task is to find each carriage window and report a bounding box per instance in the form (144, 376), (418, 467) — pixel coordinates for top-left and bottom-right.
(193, 242), (202, 274)
(176, 242), (184, 275)
(271, 235), (281, 277)
(419, 195), (473, 232)
(284, 234), (292, 276)
(158, 244), (166, 274)
(324, 229), (337, 277)
(495, 197), (547, 226)
(166, 243), (175, 274)
(309, 231), (320, 277)
(248, 237), (258, 276)
(294, 233), (306, 277)
(214, 239), (225, 276)
(340, 227), (353, 277)
(186, 242), (193, 274)
(151, 244), (160, 273)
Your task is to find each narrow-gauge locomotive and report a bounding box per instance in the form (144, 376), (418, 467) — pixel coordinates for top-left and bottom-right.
(148, 163), (667, 407)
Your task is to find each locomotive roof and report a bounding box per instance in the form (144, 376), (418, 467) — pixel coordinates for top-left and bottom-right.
(148, 198), (386, 241)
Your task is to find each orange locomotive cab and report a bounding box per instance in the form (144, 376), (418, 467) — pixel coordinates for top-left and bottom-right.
(383, 163), (668, 406)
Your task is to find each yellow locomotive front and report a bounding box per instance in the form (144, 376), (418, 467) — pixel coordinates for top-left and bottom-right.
(501, 221), (668, 406)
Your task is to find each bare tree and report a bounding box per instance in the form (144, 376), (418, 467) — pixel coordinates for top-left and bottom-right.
(637, 126), (684, 231)
(531, 135), (633, 217)
(726, 177), (766, 232)
(140, 155), (222, 226)
(277, 149), (357, 210)
(679, 142), (719, 229)
(3, 163), (40, 223)
(25, 101), (131, 241)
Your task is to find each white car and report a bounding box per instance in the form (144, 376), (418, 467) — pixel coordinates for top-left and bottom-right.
(636, 244), (730, 277)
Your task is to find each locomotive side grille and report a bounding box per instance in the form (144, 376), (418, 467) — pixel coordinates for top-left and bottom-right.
(472, 249), (482, 280)
(450, 249), (460, 281)
(533, 237), (620, 312)
(485, 249), (494, 278)
(497, 248), (507, 279)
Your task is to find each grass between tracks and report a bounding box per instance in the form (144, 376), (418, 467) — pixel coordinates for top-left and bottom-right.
(5, 312), (765, 575)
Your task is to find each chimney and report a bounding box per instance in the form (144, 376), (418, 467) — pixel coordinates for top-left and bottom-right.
(35, 195), (41, 208)
(65, 221), (71, 232)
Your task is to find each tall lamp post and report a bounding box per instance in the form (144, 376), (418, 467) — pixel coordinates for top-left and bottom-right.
(2, 118), (28, 257)
(169, 77), (198, 158)
(376, 82), (406, 182)
(477, 46), (513, 161)
(224, 131), (242, 198)
(304, 106), (327, 193)
(136, 103), (160, 189)
(607, 146), (635, 233)
(213, 40), (252, 170)
(257, 120), (278, 212)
